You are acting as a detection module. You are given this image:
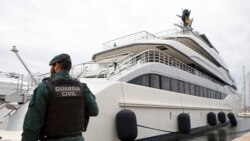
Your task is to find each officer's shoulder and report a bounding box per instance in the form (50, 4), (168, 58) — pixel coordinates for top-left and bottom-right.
(41, 77), (52, 87)
(42, 77), (50, 82)
(75, 79), (86, 87)
(78, 81), (86, 86)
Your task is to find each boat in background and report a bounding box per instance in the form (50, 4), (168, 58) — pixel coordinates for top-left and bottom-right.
(0, 9), (241, 141)
(237, 67), (250, 118)
(0, 72), (36, 104)
(0, 71), (40, 140)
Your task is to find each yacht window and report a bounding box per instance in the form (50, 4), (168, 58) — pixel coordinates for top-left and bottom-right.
(141, 74), (149, 86)
(128, 74), (149, 87)
(128, 77), (139, 85)
(190, 84), (195, 95)
(179, 81), (185, 93)
(195, 85), (200, 96)
(200, 87), (204, 97)
(184, 82), (190, 94)
(161, 76), (171, 90)
(128, 73), (224, 100)
(215, 91), (218, 99)
(203, 88), (207, 98)
(207, 89), (211, 98)
(211, 90), (215, 99)
(151, 74), (160, 89)
(170, 78), (179, 92)
(216, 91), (221, 99)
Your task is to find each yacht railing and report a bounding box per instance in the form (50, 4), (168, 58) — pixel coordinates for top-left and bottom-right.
(72, 49), (220, 84)
(110, 49), (222, 84)
(71, 53), (134, 78)
(101, 27), (201, 51)
(103, 31), (157, 50)
(154, 28), (182, 37)
(108, 49), (196, 77)
(0, 72), (38, 104)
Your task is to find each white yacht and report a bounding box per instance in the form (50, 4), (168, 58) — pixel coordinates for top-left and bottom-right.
(0, 72), (35, 104)
(0, 10), (241, 141)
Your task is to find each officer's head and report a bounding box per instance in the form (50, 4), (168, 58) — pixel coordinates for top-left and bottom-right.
(49, 54), (72, 75)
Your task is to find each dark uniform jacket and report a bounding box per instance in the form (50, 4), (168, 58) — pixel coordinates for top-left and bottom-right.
(22, 71), (99, 141)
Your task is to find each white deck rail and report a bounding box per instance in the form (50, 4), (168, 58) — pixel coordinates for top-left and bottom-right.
(0, 72), (39, 104)
(72, 49), (220, 84)
(103, 31), (157, 50)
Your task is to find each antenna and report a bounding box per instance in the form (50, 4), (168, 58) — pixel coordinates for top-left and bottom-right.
(175, 9), (193, 32)
(11, 46), (38, 85)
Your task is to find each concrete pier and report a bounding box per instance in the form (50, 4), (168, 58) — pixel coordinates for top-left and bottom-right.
(233, 132), (250, 141)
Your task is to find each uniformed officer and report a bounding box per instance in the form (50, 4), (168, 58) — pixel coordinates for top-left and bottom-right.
(22, 54), (99, 141)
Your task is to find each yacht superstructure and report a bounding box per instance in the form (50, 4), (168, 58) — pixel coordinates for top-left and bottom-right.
(0, 10), (240, 141)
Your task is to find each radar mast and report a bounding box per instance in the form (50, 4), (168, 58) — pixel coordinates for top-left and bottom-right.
(176, 9), (193, 32)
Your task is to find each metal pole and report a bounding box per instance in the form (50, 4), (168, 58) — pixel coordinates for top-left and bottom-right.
(248, 72), (250, 112)
(11, 46), (38, 85)
(20, 74), (23, 95)
(27, 77), (30, 95)
(243, 66), (246, 112)
(17, 77), (19, 95)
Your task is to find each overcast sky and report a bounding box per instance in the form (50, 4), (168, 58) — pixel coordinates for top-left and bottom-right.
(0, 0), (249, 93)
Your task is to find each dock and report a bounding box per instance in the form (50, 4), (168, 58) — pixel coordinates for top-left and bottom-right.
(176, 117), (250, 141)
(233, 132), (250, 141)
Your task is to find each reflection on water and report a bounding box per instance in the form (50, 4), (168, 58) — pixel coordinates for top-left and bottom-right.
(176, 118), (250, 141)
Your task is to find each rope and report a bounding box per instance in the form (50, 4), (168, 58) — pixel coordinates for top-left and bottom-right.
(137, 124), (173, 133)
(114, 62), (127, 109)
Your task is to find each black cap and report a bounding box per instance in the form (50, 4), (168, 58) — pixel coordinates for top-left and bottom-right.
(49, 54), (71, 65)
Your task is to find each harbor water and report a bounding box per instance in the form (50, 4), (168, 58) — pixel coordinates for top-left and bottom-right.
(176, 117), (250, 141)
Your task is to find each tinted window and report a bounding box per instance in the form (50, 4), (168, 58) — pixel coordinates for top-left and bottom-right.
(141, 74), (149, 86)
(161, 76), (170, 90)
(211, 90), (215, 99)
(184, 82), (190, 94)
(195, 85), (200, 96)
(129, 77), (139, 85)
(207, 89), (211, 98)
(128, 74), (149, 86)
(190, 84), (195, 95)
(200, 87), (204, 97)
(151, 74), (160, 89)
(216, 91), (221, 99)
(129, 74), (222, 100)
(179, 81), (184, 93)
(170, 78), (178, 92)
(203, 88), (207, 97)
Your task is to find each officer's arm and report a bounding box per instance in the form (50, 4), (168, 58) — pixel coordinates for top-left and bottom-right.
(21, 82), (48, 141)
(84, 84), (99, 116)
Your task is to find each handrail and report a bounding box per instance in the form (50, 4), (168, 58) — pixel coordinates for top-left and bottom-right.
(72, 49), (221, 85)
(154, 28), (181, 37)
(94, 51), (132, 62)
(108, 49), (220, 84)
(102, 26), (196, 51)
(108, 49), (195, 77)
(0, 73), (38, 104)
(103, 31), (157, 50)
(71, 53), (134, 78)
